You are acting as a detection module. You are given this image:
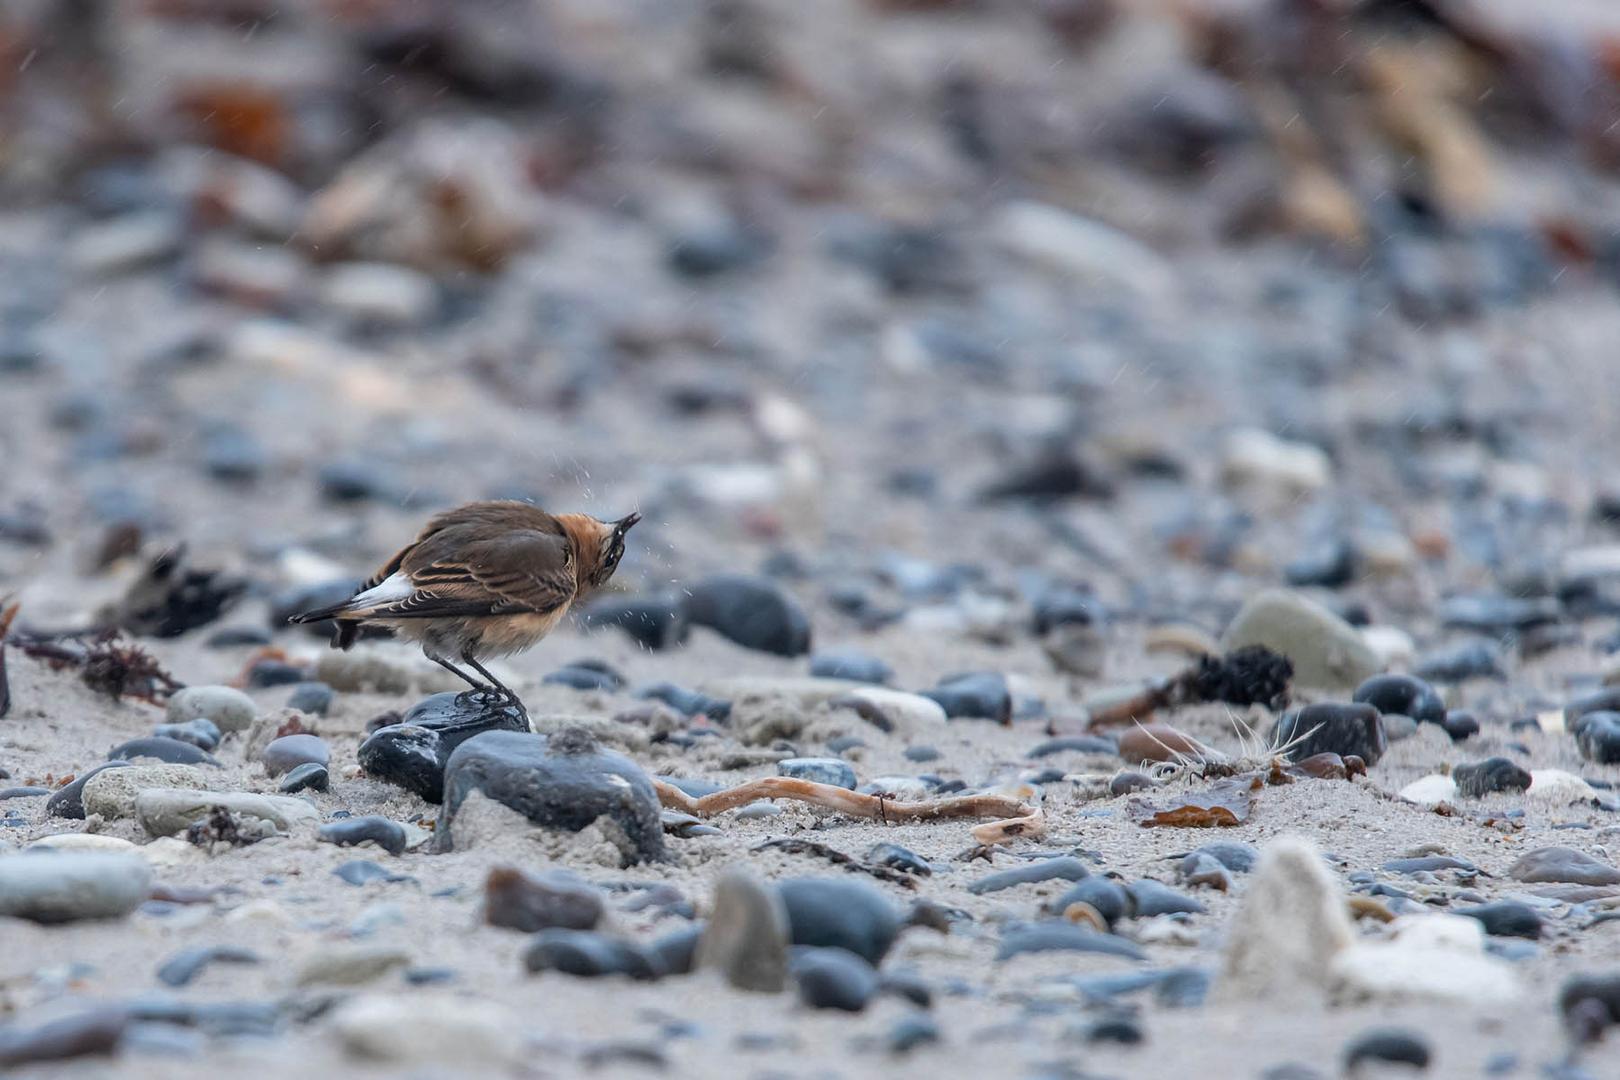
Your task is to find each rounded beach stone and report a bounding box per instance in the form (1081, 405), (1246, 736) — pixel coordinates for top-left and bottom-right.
(0, 852), (153, 923)
(166, 685), (257, 733)
(436, 729), (665, 864)
(697, 869), (790, 991)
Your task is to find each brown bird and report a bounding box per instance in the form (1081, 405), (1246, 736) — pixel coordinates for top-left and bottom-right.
(288, 500), (640, 704)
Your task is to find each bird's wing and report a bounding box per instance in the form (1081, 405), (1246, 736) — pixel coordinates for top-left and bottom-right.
(366, 527), (576, 619)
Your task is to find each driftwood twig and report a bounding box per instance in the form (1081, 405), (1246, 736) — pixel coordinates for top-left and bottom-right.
(652, 776), (1032, 823)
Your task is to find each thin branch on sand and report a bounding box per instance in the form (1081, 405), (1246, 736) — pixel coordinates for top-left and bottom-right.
(652, 776), (1033, 823)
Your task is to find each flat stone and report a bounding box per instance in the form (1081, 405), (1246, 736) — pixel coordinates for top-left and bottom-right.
(996, 922), (1148, 961)
(1509, 847), (1620, 886)
(82, 764), (210, 821)
(320, 816), (408, 856)
(969, 857), (1092, 895)
(0, 852), (152, 922)
(152, 718), (222, 751)
(777, 757), (856, 789)
(808, 650), (891, 684)
(522, 929), (663, 979)
(0, 1007), (128, 1068)
(1221, 589), (1381, 690)
(297, 944), (412, 987)
(1454, 900), (1542, 939)
(156, 945), (261, 987)
(332, 994), (520, 1064)
(1352, 673), (1446, 725)
(279, 762), (329, 793)
(134, 788), (319, 838)
(108, 737), (219, 767)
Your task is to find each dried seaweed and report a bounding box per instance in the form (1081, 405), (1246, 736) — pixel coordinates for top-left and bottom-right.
(752, 838), (919, 890)
(1090, 645), (1293, 727)
(13, 628), (182, 705)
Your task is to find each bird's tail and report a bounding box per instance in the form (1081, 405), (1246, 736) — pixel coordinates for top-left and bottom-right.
(286, 602), (353, 625)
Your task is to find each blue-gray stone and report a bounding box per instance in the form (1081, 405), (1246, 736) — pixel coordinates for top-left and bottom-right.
(777, 757), (856, 789)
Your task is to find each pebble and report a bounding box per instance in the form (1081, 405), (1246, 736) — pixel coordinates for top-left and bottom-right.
(335, 860), (411, 887)
(320, 816), (409, 856)
(1183, 842), (1258, 875)
(0, 852), (153, 922)
(1453, 758), (1532, 798)
(866, 843), (932, 877)
(969, 857), (1091, 895)
(1110, 770), (1156, 795)
(637, 682), (733, 721)
(280, 762), (329, 793)
(996, 922), (1147, 962)
(1352, 673), (1445, 725)
(1050, 878), (1133, 926)
(1082, 1015), (1145, 1045)
(262, 734), (330, 777)
(1118, 724), (1202, 765)
(200, 425), (265, 484)
(321, 262), (438, 326)
(437, 729), (665, 863)
(522, 929), (663, 980)
(484, 866), (604, 932)
(1573, 711), (1620, 764)
(332, 994), (520, 1064)
(82, 764), (209, 820)
(1441, 711), (1481, 742)
(156, 945), (260, 987)
(1398, 775), (1458, 807)
(904, 745), (941, 763)
(793, 948), (879, 1011)
(778, 878), (901, 965)
(684, 575), (812, 656)
(1565, 688), (1620, 725)
(1508, 847), (1620, 886)
(134, 788), (319, 838)
(920, 671), (1011, 722)
(1441, 594), (1559, 633)
(580, 594), (691, 650)
(1029, 735), (1117, 758)
(886, 1014), (942, 1054)
(1272, 703), (1387, 766)
(809, 649), (892, 684)
(43, 760), (131, 819)
(108, 736), (219, 767)
(777, 757), (857, 789)
(1454, 900), (1542, 939)
(358, 691), (530, 802)
(697, 869), (790, 991)
(68, 210), (181, 274)
(296, 944), (413, 987)
(1128, 879), (1206, 917)
(544, 663), (626, 692)
(0, 787), (49, 798)
(1414, 640), (1502, 682)
(1342, 1028), (1431, 1071)
(0, 1007), (128, 1068)
(166, 685), (257, 733)
(833, 687), (948, 733)
(152, 718), (222, 751)
(1220, 588), (1380, 690)
(1559, 973), (1620, 1042)
(285, 682), (335, 716)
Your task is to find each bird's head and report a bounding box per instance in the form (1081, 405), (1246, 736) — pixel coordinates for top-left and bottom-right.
(585, 511), (640, 589)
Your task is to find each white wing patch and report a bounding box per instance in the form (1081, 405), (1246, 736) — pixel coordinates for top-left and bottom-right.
(350, 571), (415, 611)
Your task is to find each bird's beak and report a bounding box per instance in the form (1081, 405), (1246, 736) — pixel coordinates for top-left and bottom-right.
(616, 511), (642, 532)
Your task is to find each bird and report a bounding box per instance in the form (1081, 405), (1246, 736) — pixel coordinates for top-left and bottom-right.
(288, 500), (640, 705)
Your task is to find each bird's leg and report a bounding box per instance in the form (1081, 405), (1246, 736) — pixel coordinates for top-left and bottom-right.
(462, 654), (522, 708)
(429, 654), (494, 697)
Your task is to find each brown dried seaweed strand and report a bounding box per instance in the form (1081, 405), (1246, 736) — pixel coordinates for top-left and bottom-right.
(751, 838), (920, 889)
(652, 777), (1032, 822)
